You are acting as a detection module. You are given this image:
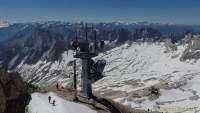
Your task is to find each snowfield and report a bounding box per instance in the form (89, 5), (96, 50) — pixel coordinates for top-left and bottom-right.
(17, 42), (200, 113)
(28, 92), (96, 113)
(93, 42), (200, 113)
(16, 50), (77, 86)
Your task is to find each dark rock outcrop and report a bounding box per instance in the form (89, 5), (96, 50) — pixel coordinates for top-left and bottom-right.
(0, 68), (31, 113)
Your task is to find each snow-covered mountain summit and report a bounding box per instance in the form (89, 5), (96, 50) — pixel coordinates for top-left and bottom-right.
(11, 39), (200, 112)
(1, 21), (200, 112)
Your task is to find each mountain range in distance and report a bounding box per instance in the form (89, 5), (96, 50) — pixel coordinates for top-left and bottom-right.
(1, 21), (200, 41)
(0, 21), (200, 70)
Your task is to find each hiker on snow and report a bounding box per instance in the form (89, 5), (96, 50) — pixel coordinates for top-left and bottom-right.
(48, 96), (51, 103)
(56, 83), (59, 89)
(52, 99), (56, 106)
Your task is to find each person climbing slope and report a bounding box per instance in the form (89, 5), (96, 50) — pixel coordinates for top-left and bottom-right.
(52, 99), (56, 106)
(56, 83), (59, 90)
(48, 96), (51, 103)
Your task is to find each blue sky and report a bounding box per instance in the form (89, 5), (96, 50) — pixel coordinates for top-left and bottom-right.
(0, 0), (200, 24)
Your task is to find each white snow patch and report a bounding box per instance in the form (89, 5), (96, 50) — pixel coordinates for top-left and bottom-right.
(28, 92), (96, 113)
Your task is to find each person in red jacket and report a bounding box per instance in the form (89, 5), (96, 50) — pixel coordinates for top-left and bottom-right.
(48, 96), (51, 103)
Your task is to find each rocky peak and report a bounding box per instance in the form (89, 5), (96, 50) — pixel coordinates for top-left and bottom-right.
(181, 36), (200, 61)
(0, 68), (31, 113)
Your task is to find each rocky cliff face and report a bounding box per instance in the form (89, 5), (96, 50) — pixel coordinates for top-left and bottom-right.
(0, 27), (67, 69)
(181, 35), (200, 61)
(0, 68), (31, 113)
